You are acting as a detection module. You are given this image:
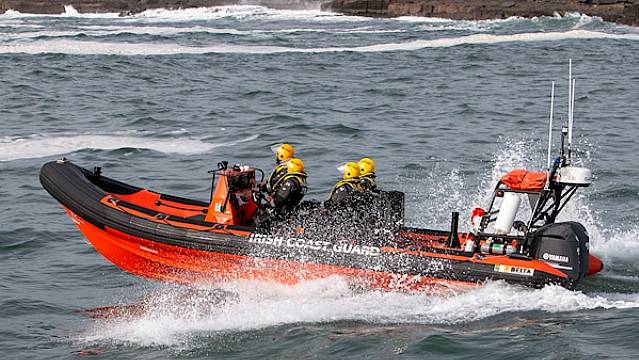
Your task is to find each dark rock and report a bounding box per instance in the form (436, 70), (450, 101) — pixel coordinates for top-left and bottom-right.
(323, 0), (639, 27)
(1, 0), (638, 27)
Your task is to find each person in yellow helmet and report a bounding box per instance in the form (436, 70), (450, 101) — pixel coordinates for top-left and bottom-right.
(265, 143), (295, 192)
(358, 157), (377, 192)
(328, 162), (363, 205)
(254, 157), (308, 220)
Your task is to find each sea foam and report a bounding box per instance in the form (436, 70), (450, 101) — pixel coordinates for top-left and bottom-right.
(1, 30), (637, 55)
(0, 133), (259, 162)
(0, 25), (404, 41)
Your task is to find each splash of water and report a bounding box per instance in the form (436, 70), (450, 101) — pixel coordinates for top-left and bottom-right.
(128, 5), (342, 22)
(403, 165), (470, 229)
(62, 5), (79, 17)
(78, 277), (639, 348)
(404, 136), (639, 262)
(404, 138), (539, 230)
(1, 6), (119, 18)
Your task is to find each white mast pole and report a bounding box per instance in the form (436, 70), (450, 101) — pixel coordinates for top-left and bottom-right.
(547, 81), (555, 189)
(567, 59), (573, 160)
(570, 78), (576, 145)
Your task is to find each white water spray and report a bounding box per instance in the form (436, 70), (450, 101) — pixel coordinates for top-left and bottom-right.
(0, 132), (259, 162)
(78, 278), (639, 349)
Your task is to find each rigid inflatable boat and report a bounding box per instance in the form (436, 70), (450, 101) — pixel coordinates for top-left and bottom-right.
(40, 66), (603, 291)
(39, 140), (602, 291)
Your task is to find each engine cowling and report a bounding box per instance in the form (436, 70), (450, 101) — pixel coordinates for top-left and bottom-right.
(529, 222), (590, 286)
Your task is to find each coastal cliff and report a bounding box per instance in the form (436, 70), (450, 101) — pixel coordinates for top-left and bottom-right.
(1, 0), (638, 27)
(323, 0), (639, 26)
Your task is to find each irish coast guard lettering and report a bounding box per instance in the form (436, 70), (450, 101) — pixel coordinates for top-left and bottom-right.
(249, 233), (381, 257)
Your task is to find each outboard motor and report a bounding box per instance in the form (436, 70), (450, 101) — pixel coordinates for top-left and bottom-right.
(529, 222), (590, 287)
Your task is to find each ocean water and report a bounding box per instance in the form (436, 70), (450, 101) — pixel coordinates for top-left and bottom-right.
(2, 5), (639, 359)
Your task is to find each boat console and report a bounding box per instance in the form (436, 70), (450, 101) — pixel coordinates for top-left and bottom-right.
(205, 161), (262, 226)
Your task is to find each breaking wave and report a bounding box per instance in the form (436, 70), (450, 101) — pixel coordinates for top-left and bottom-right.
(1, 30), (637, 55)
(2, 5), (345, 22)
(1, 5), (119, 19)
(1, 6), (611, 29)
(78, 278), (639, 348)
(128, 5), (344, 22)
(400, 12), (605, 31)
(0, 25), (405, 41)
(0, 132), (259, 162)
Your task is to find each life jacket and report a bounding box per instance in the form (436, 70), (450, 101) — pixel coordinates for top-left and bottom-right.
(270, 172), (308, 209)
(267, 161), (289, 191)
(360, 173), (377, 191)
(272, 172), (308, 194)
(329, 178), (363, 200)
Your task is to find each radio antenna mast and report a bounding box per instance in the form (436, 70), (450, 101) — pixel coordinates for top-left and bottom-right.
(567, 59), (575, 162)
(546, 81), (555, 189)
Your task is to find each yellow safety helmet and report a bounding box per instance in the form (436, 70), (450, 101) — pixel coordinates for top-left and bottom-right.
(271, 143), (295, 162)
(287, 158), (305, 173)
(359, 157), (375, 176)
(339, 162), (360, 180)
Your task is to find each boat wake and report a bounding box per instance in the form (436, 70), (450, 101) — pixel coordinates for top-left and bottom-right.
(0, 132), (259, 162)
(77, 277), (639, 348)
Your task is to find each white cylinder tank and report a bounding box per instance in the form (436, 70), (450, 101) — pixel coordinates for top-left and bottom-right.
(495, 192), (521, 235)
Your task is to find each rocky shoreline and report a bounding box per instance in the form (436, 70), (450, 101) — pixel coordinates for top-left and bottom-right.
(322, 0), (639, 26)
(1, 0), (638, 27)
(0, 0), (319, 16)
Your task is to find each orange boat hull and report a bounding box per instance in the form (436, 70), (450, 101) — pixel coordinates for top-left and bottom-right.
(67, 208), (476, 292)
(39, 160), (601, 291)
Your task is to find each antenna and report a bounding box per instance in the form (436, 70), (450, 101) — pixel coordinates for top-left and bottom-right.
(568, 58), (572, 126)
(569, 78), (576, 160)
(567, 59), (575, 161)
(546, 81), (555, 189)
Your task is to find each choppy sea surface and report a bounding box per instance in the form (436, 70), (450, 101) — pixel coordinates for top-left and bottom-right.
(2, 4), (639, 359)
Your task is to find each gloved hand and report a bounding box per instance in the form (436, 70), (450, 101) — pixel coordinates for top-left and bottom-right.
(252, 190), (273, 208)
(258, 181), (268, 192)
(252, 190), (264, 205)
(261, 194), (274, 208)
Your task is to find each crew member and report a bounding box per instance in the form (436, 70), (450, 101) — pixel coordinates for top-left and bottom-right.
(266, 143), (295, 192)
(328, 162), (363, 205)
(358, 157), (377, 192)
(255, 157), (308, 215)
